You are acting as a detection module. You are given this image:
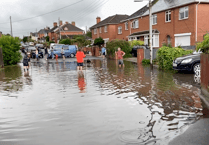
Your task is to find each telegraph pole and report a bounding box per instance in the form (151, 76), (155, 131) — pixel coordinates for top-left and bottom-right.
(10, 16), (13, 37)
(58, 17), (61, 40)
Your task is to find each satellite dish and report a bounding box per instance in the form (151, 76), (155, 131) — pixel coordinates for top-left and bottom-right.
(164, 0), (179, 7)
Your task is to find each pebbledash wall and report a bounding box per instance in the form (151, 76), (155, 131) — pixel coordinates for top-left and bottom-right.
(92, 3), (209, 49)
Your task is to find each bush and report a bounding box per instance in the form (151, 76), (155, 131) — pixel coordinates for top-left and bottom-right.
(142, 59), (150, 65)
(106, 40), (132, 58)
(197, 34), (209, 53)
(59, 39), (71, 45)
(94, 37), (104, 47)
(129, 40), (144, 48)
(157, 46), (193, 70)
(0, 35), (22, 66)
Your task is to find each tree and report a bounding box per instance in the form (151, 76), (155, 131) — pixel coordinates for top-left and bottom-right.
(129, 40), (144, 48)
(94, 37), (104, 47)
(23, 37), (28, 43)
(45, 36), (50, 42)
(0, 35), (22, 66)
(86, 31), (92, 38)
(73, 35), (91, 48)
(59, 39), (71, 45)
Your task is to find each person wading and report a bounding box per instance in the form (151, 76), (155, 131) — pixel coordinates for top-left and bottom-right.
(51, 47), (54, 59)
(101, 45), (106, 59)
(36, 48), (39, 61)
(76, 48), (86, 71)
(115, 47), (125, 68)
(44, 46), (48, 60)
(23, 53), (30, 72)
(61, 47), (65, 61)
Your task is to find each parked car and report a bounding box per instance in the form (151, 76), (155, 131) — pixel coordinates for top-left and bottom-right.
(48, 45), (77, 58)
(27, 47), (43, 59)
(29, 42), (34, 46)
(35, 44), (44, 49)
(131, 45), (149, 57)
(173, 50), (202, 73)
(21, 44), (29, 53)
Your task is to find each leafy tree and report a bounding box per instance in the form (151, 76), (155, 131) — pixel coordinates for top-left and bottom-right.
(23, 37), (28, 43)
(45, 36), (50, 42)
(94, 37), (104, 47)
(86, 31), (92, 38)
(197, 34), (209, 53)
(0, 35), (22, 66)
(59, 39), (71, 45)
(73, 35), (91, 47)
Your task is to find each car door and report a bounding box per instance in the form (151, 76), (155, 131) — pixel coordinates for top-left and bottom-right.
(63, 45), (69, 57)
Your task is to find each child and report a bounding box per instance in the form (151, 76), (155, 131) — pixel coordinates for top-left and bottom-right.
(55, 54), (58, 61)
(23, 53), (30, 72)
(76, 48), (86, 71)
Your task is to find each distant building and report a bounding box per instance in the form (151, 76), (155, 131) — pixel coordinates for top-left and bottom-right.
(30, 32), (38, 41)
(38, 27), (50, 43)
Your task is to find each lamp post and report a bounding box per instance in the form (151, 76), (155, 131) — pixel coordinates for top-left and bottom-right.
(134, 0), (153, 65)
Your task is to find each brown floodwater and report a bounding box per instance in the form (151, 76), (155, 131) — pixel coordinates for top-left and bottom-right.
(0, 59), (207, 145)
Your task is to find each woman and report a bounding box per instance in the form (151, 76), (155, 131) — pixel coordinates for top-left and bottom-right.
(23, 53), (29, 72)
(36, 48), (39, 61)
(61, 47), (65, 61)
(44, 46), (48, 60)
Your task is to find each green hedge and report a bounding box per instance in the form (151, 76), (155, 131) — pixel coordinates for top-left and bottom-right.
(197, 34), (209, 54)
(106, 40), (132, 58)
(157, 46), (193, 70)
(0, 35), (22, 66)
(129, 40), (144, 48)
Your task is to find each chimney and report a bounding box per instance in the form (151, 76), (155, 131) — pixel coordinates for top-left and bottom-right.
(65, 21), (69, 24)
(71, 21), (75, 26)
(96, 17), (101, 24)
(59, 20), (63, 26)
(53, 22), (57, 27)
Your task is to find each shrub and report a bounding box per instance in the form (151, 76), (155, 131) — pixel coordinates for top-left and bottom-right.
(94, 37), (104, 47)
(0, 35), (22, 66)
(59, 39), (71, 45)
(129, 40), (144, 48)
(157, 46), (193, 70)
(197, 34), (209, 54)
(106, 40), (132, 58)
(45, 36), (50, 42)
(142, 59), (150, 65)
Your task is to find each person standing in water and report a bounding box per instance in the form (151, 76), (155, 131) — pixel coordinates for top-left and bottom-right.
(44, 46), (48, 60)
(61, 47), (65, 61)
(101, 45), (106, 59)
(36, 47), (39, 61)
(115, 47), (125, 68)
(23, 53), (30, 72)
(76, 48), (86, 71)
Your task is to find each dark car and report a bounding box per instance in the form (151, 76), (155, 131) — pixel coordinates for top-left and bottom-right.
(131, 45), (149, 57)
(35, 44), (44, 49)
(173, 51), (201, 74)
(27, 47), (43, 59)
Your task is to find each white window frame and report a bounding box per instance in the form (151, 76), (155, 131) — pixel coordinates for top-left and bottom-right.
(118, 26), (122, 34)
(132, 20), (139, 29)
(99, 27), (102, 33)
(104, 26), (107, 32)
(144, 35), (149, 45)
(179, 6), (189, 20)
(165, 10), (171, 22)
(94, 29), (97, 34)
(152, 14), (157, 25)
(125, 22), (128, 30)
(144, 34), (159, 47)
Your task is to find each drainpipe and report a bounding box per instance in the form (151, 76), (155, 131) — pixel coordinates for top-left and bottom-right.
(196, 1), (201, 42)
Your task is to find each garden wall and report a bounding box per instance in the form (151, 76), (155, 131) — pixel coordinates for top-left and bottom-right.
(201, 54), (209, 104)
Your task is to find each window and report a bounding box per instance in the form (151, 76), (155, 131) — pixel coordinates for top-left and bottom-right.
(132, 20), (139, 29)
(144, 35), (149, 45)
(100, 27), (102, 33)
(167, 35), (171, 44)
(152, 14), (157, 25)
(179, 6), (189, 20)
(94, 29), (97, 34)
(165, 10), (171, 22)
(104, 26), (107, 32)
(175, 33), (191, 47)
(125, 22), (128, 30)
(144, 34), (159, 47)
(64, 27), (68, 30)
(118, 26), (122, 34)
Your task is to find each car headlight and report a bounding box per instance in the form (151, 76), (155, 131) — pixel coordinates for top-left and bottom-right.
(181, 58), (192, 64)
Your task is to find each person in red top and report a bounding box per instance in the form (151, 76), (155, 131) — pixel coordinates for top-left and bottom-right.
(76, 48), (86, 71)
(115, 47), (125, 68)
(77, 71), (86, 93)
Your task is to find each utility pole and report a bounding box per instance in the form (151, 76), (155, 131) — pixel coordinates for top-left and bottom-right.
(10, 16), (13, 37)
(58, 17), (61, 40)
(149, 0), (153, 66)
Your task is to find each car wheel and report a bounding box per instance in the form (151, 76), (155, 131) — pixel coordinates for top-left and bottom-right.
(193, 63), (201, 74)
(70, 53), (75, 58)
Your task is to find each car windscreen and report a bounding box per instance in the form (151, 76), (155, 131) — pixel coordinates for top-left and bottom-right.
(68, 45), (76, 49)
(54, 45), (63, 50)
(63, 46), (69, 50)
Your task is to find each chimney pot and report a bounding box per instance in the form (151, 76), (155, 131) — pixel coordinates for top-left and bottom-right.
(59, 20), (63, 26)
(71, 21), (75, 26)
(65, 21), (69, 24)
(96, 17), (101, 24)
(53, 22), (57, 27)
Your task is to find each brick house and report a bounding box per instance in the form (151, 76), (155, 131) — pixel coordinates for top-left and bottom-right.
(53, 21), (84, 43)
(90, 15), (129, 44)
(91, 0), (209, 49)
(38, 27), (50, 43)
(48, 22), (58, 43)
(30, 32), (38, 41)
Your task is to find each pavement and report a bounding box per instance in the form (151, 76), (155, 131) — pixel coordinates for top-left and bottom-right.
(169, 119), (209, 145)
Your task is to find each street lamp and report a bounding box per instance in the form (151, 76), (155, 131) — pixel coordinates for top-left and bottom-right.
(134, 0), (153, 66)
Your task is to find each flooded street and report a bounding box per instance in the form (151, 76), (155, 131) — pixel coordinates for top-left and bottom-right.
(0, 58), (208, 145)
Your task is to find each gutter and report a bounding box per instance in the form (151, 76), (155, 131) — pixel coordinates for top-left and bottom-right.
(196, 1), (201, 42)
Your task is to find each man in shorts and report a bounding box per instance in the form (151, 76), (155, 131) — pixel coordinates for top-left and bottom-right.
(76, 48), (86, 71)
(23, 53), (30, 72)
(115, 47), (125, 68)
(101, 45), (106, 59)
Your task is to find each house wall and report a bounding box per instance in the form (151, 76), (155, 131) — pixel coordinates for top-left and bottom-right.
(197, 3), (209, 42)
(60, 31), (83, 35)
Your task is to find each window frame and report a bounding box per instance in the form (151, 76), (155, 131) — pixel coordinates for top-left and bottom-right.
(104, 26), (108, 33)
(94, 29), (97, 34)
(132, 19), (139, 29)
(118, 26), (122, 34)
(165, 10), (171, 22)
(125, 22), (128, 30)
(99, 27), (102, 33)
(152, 14), (157, 25)
(179, 6), (189, 20)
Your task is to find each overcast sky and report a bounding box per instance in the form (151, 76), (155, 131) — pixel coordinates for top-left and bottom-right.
(0, 0), (147, 38)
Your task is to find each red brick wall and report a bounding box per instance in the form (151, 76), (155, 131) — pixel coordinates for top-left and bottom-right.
(60, 31), (83, 35)
(201, 54), (209, 91)
(137, 49), (144, 63)
(197, 3), (209, 42)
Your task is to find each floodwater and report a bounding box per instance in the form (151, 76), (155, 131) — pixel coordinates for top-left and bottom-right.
(0, 59), (207, 145)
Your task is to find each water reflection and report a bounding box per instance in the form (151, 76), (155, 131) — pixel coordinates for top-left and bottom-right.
(0, 59), (206, 145)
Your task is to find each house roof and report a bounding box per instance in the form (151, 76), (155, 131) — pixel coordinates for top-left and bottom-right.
(123, 0), (209, 21)
(90, 14), (129, 29)
(50, 26), (58, 32)
(54, 23), (84, 33)
(31, 32), (38, 37)
(38, 29), (50, 34)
